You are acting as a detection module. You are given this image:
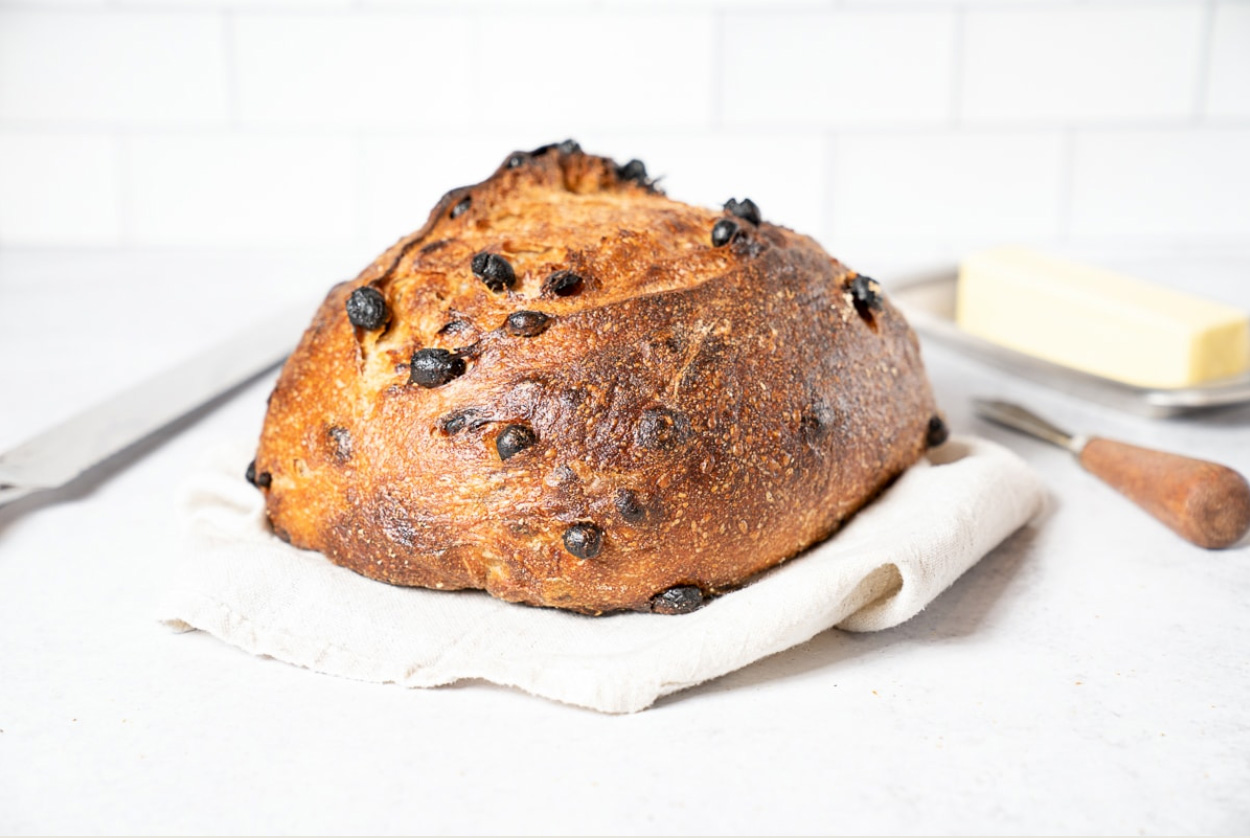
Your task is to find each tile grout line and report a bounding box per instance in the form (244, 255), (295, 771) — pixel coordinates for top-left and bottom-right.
(1056, 127), (1075, 244)
(823, 131), (838, 255)
(116, 131), (134, 247)
(710, 8), (726, 131)
(8, 118), (1246, 138)
(0, 1), (824, 18)
(222, 8), (241, 130)
(1192, 0), (1217, 124)
(354, 131), (369, 250)
(949, 3), (965, 130)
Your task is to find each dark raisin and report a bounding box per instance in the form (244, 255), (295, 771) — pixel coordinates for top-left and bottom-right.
(245, 459), (258, 486)
(617, 158), (648, 184)
(496, 424), (537, 460)
(544, 270), (583, 297)
(506, 152), (527, 169)
(471, 252), (517, 293)
(558, 138), (581, 155)
(449, 196), (471, 219)
(614, 489), (646, 523)
(327, 426), (352, 461)
(635, 407), (691, 450)
(562, 523), (603, 559)
(711, 218), (738, 248)
(530, 143), (556, 156)
(723, 197), (761, 226)
(651, 585), (705, 615)
(345, 286), (388, 330)
(850, 274), (883, 312)
(256, 470), (272, 489)
(409, 348), (465, 388)
(927, 415), (949, 447)
(505, 310), (551, 337)
(439, 407), (489, 435)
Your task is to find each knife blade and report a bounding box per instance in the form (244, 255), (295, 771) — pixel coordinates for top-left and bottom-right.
(0, 304), (312, 508)
(971, 398), (1086, 452)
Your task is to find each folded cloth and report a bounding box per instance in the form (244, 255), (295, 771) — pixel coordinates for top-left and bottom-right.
(160, 436), (1043, 714)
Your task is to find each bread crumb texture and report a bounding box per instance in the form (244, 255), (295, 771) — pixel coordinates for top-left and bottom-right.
(254, 142), (939, 615)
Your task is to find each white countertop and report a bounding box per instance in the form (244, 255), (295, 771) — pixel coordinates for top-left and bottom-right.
(1, 247), (1248, 835)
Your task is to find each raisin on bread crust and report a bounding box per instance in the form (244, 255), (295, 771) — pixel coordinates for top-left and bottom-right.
(254, 143), (941, 615)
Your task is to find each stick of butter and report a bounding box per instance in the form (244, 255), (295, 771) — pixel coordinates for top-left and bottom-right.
(956, 247), (1250, 389)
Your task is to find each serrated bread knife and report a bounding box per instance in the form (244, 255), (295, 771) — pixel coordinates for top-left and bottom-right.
(973, 398), (1250, 549)
(0, 305), (311, 509)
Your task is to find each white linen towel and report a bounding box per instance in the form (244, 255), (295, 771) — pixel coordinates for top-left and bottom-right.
(160, 436), (1044, 714)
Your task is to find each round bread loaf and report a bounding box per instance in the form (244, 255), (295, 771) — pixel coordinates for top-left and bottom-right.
(252, 142), (944, 615)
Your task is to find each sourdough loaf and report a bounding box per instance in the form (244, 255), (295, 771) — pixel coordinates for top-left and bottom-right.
(252, 142), (944, 615)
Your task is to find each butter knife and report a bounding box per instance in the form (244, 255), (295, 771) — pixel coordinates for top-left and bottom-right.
(973, 398), (1250, 549)
(0, 305), (311, 508)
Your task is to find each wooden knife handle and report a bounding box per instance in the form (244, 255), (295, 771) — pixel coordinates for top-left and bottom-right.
(1079, 437), (1250, 549)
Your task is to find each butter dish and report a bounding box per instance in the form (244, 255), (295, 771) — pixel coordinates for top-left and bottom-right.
(892, 271), (1250, 418)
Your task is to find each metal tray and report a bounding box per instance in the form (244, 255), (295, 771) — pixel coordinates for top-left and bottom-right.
(890, 270), (1250, 418)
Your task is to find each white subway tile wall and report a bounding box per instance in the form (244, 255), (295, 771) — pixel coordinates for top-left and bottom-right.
(1069, 128), (1250, 241)
(128, 134), (358, 247)
(0, 133), (119, 245)
(961, 5), (1205, 123)
(0, 11), (229, 125)
(476, 12), (717, 129)
(233, 13), (474, 128)
(832, 131), (1064, 244)
(0, 0), (1246, 260)
(722, 11), (956, 127)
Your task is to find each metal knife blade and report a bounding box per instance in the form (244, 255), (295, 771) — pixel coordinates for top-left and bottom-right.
(971, 398), (1086, 453)
(0, 304), (312, 508)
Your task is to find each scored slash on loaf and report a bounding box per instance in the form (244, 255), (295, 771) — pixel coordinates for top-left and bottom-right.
(249, 141), (944, 615)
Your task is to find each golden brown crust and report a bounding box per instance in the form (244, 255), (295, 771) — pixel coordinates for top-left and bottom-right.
(254, 144), (940, 614)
